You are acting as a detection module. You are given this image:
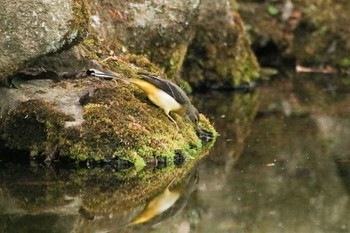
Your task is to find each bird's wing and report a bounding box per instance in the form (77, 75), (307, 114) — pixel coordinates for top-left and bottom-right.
(137, 73), (190, 105)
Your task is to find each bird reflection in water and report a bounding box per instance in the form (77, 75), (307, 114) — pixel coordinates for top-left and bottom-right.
(129, 170), (198, 226)
(103, 170), (198, 232)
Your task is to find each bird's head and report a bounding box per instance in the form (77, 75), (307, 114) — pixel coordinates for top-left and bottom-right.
(186, 104), (200, 125)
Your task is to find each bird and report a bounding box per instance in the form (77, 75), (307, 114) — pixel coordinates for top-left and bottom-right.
(88, 69), (200, 129)
(133, 72), (199, 126)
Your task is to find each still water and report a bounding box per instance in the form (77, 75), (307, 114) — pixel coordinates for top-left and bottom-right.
(1, 73), (350, 232)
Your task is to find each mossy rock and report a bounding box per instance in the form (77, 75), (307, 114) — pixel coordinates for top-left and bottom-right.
(0, 74), (217, 168)
(182, 1), (260, 89)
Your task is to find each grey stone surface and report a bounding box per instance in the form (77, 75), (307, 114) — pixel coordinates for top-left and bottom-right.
(0, 0), (87, 82)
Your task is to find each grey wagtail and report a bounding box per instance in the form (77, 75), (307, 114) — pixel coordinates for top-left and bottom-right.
(88, 69), (200, 128)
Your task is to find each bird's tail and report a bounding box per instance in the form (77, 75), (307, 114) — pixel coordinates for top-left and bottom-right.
(87, 69), (130, 83)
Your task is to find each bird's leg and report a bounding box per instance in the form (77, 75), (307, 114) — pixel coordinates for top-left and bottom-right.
(166, 112), (179, 131)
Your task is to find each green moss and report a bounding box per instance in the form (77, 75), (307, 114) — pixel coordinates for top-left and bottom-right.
(338, 58), (350, 68)
(70, 0), (90, 44)
(0, 99), (69, 156)
(49, 76), (215, 166)
(267, 4), (279, 16)
(124, 54), (163, 75)
(79, 37), (102, 61)
(164, 43), (189, 78)
(113, 150), (146, 172)
(182, 11), (260, 89)
(216, 62), (229, 77)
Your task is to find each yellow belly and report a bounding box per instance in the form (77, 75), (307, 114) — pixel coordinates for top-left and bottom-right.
(148, 90), (182, 113)
(130, 78), (182, 114)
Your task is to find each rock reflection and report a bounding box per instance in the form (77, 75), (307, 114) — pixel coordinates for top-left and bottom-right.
(0, 153), (208, 233)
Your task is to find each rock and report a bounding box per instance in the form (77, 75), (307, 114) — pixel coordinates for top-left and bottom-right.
(182, 0), (260, 89)
(0, 75), (215, 163)
(88, 0), (200, 79)
(0, 0), (89, 84)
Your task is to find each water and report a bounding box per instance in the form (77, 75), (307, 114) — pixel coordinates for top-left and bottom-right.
(1, 73), (350, 232)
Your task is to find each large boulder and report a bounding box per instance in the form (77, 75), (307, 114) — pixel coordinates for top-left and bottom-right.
(0, 0), (89, 83)
(183, 0), (260, 89)
(0, 74), (214, 164)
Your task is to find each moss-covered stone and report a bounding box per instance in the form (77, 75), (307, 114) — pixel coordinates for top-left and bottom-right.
(182, 1), (260, 89)
(0, 99), (69, 156)
(0, 73), (216, 167)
